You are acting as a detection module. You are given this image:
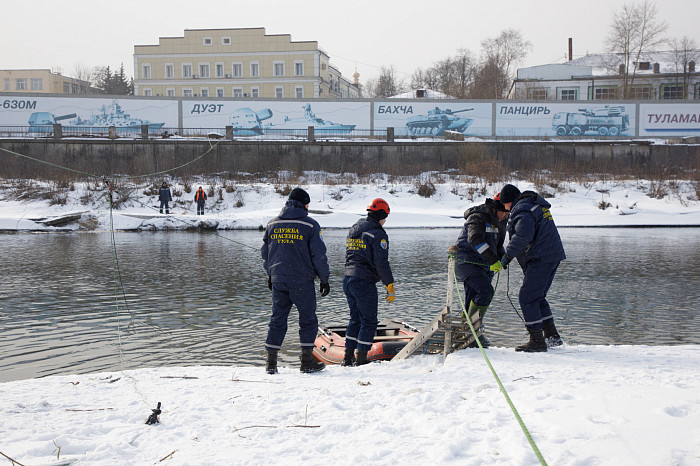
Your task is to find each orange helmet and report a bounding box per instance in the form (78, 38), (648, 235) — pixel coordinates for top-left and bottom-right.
(367, 198), (390, 215)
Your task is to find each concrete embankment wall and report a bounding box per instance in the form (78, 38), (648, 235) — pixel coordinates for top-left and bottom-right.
(1, 139), (699, 180)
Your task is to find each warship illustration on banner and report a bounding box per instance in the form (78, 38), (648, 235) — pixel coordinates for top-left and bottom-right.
(228, 107), (273, 135)
(265, 104), (355, 134)
(66, 100), (165, 132)
(405, 107), (474, 136)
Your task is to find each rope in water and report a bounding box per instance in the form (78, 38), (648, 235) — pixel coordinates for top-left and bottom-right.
(450, 259), (548, 466)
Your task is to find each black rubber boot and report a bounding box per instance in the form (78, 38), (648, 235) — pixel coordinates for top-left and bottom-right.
(341, 347), (355, 367)
(265, 350), (278, 375)
(299, 348), (325, 373)
(515, 328), (548, 352)
(543, 320), (563, 347)
(355, 350), (370, 366)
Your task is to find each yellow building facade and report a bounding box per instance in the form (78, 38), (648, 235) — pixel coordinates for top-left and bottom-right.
(1, 69), (92, 94)
(133, 28), (359, 99)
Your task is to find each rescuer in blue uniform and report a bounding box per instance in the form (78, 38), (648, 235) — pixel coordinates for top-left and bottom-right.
(158, 182), (172, 214)
(498, 184), (566, 352)
(261, 188), (330, 374)
(450, 198), (508, 347)
(341, 198), (395, 367)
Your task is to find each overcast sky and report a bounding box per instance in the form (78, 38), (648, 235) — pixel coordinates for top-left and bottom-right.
(3, 0), (698, 87)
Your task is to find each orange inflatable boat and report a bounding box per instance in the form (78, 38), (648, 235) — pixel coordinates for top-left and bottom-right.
(313, 319), (418, 365)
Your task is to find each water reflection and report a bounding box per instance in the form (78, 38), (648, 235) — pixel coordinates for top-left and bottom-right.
(1, 228), (699, 382)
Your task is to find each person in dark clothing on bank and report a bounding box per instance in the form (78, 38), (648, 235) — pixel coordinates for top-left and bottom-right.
(158, 182), (172, 214)
(261, 188), (330, 374)
(341, 198), (395, 367)
(450, 197), (508, 347)
(498, 184), (566, 352)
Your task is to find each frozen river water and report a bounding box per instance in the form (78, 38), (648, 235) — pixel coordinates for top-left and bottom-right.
(1, 227), (699, 382)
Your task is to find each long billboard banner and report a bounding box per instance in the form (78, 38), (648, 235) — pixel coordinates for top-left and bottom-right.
(2, 93), (700, 137)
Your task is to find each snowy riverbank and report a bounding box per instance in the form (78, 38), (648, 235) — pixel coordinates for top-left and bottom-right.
(1, 345), (699, 465)
(1, 177), (699, 231)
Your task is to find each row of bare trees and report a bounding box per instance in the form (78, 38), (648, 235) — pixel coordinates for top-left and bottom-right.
(606, 0), (698, 99)
(365, 28), (531, 99)
(366, 0), (697, 100)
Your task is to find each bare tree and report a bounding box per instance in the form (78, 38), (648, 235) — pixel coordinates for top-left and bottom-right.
(372, 65), (405, 97)
(605, 0), (668, 98)
(670, 36), (699, 98)
(71, 63), (97, 94)
(480, 29), (531, 98)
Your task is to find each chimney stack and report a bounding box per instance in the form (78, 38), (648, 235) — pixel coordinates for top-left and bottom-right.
(568, 38), (573, 61)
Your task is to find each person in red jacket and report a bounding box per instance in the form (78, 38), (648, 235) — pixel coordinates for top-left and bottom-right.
(194, 186), (207, 215)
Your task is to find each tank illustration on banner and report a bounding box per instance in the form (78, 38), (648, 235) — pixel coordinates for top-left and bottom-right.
(405, 107), (474, 136)
(552, 106), (630, 136)
(265, 103), (355, 134)
(228, 107), (273, 135)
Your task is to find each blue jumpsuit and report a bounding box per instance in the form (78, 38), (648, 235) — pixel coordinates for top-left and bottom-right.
(343, 216), (394, 352)
(454, 199), (506, 307)
(505, 191), (566, 330)
(261, 200), (330, 351)
(158, 186), (172, 214)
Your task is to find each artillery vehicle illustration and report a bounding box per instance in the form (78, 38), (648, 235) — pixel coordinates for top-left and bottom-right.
(27, 112), (77, 132)
(552, 106), (629, 136)
(405, 107), (474, 136)
(228, 107), (273, 135)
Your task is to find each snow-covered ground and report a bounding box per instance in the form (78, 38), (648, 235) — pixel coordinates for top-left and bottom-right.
(2, 176), (700, 465)
(1, 176), (699, 231)
(1, 345), (699, 465)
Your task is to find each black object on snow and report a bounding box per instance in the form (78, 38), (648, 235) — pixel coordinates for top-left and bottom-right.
(145, 402), (162, 425)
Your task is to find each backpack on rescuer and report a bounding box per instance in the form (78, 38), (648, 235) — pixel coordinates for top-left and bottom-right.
(367, 198), (390, 215)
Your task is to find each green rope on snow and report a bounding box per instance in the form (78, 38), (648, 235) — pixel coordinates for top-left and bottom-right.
(451, 261), (548, 466)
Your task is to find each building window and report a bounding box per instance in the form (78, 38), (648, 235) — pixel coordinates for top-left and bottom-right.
(15, 78), (27, 91)
(203, 37), (212, 46)
(274, 62), (285, 77)
(559, 88), (577, 100)
(199, 63), (210, 78)
(3, 78), (9, 90)
(182, 64), (192, 78)
(250, 63), (259, 77)
(695, 83), (700, 99)
(593, 87), (618, 100)
(629, 86), (652, 100)
(215, 63), (224, 78)
(30, 78), (43, 90)
(200, 88), (209, 97)
(165, 64), (174, 79)
(526, 88), (548, 100)
(251, 87), (259, 98)
(295, 86), (303, 98)
(166, 88), (175, 97)
(294, 61), (304, 76)
(183, 89), (193, 97)
(72, 83), (79, 94)
(222, 37), (231, 45)
(216, 88), (224, 97)
(233, 88), (243, 98)
(63, 82), (70, 93)
(143, 88), (152, 96)
(142, 64), (151, 79)
(232, 63), (242, 77)
(660, 84), (684, 99)
(275, 87), (283, 98)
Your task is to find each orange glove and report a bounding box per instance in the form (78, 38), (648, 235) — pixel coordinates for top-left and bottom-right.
(385, 283), (395, 303)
